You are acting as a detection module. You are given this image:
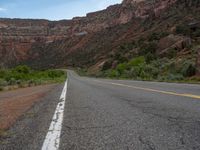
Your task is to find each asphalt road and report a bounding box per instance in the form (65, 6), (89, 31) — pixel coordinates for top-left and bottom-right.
(1, 70), (200, 150)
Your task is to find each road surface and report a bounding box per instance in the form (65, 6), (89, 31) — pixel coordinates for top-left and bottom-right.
(1, 70), (200, 150)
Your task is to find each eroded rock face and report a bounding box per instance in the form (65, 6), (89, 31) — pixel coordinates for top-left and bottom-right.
(122, 0), (177, 18)
(158, 34), (191, 55)
(0, 19), (71, 67)
(0, 0), (186, 68)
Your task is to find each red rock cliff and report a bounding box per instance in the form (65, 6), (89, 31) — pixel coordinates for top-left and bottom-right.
(0, 0), (184, 68)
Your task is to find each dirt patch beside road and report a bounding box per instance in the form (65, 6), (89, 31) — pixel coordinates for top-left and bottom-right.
(0, 84), (57, 133)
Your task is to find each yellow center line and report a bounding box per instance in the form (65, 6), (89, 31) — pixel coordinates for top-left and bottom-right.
(93, 80), (200, 99)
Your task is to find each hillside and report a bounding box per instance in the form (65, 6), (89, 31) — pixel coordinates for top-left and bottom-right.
(0, 0), (200, 79)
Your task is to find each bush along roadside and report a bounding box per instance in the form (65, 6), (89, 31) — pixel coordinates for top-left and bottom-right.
(79, 55), (200, 83)
(0, 65), (66, 91)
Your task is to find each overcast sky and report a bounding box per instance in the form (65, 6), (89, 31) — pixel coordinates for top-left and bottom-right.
(0, 0), (122, 20)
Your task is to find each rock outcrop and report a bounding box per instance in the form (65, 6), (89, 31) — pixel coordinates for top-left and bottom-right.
(122, 0), (177, 18)
(158, 34), (192, 55)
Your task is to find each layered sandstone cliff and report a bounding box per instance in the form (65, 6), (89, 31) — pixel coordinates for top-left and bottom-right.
(0, 0), (199, 74)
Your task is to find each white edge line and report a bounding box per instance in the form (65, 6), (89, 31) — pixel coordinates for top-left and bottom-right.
(41, 79), (68, 150)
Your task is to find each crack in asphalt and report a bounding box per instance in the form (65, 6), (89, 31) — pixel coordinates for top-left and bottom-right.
(113, 95), (200, 148)
(138, 135), (156, 150)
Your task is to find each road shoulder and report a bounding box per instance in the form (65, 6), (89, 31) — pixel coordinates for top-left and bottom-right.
(0, 84), (64, 150)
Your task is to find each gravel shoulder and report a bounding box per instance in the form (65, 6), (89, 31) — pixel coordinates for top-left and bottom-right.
(0, 83), (64, 150)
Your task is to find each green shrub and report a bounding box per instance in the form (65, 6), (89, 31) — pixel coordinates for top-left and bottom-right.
(190, 76), (200, 82)
(0, 70), (6, 78)
(13, 65), (31, 74)
(116, 63), (127, 74)
(145, 52), (156, 63)
(126, 68), (135, 78)
(128, 64), (145, 78)
(126, 64), (158, 80)
(139, 42), (157, 57)
(167, 48), (177, 58)
(0, 79), (8, 86)
(166, 74), (184, 81)
(0, 87), (3, 91)
(8, 78), (16, 85)
(144, 65), (159, 79)
(181, 62), (196, 77)
(0, 65), (66, 88)
(109, 56), (159, 80)
(47, 70), (64, 78)
(120, 42), (135, 52)
(107, 70), (120, 78)
(33, 79), (42, 86)
(16, 80), (22, 85)
(128, 56), (145, 67)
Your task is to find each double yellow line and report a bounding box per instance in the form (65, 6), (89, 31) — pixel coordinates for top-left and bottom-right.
(94, 80), (200, 99)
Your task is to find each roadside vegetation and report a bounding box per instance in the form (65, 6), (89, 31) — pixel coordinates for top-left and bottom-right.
(0, 65), (66, 91)
(77, 27), (200, 83)
(100, 57), (199, 82)
(78, 56), (200, 83)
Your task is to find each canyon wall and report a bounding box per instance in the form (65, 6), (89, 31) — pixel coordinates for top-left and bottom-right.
(0, 0), (199, 72)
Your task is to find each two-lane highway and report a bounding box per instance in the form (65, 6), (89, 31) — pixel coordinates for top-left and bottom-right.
(60, 71), (200, 150)
(1, 70), (200, 150)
